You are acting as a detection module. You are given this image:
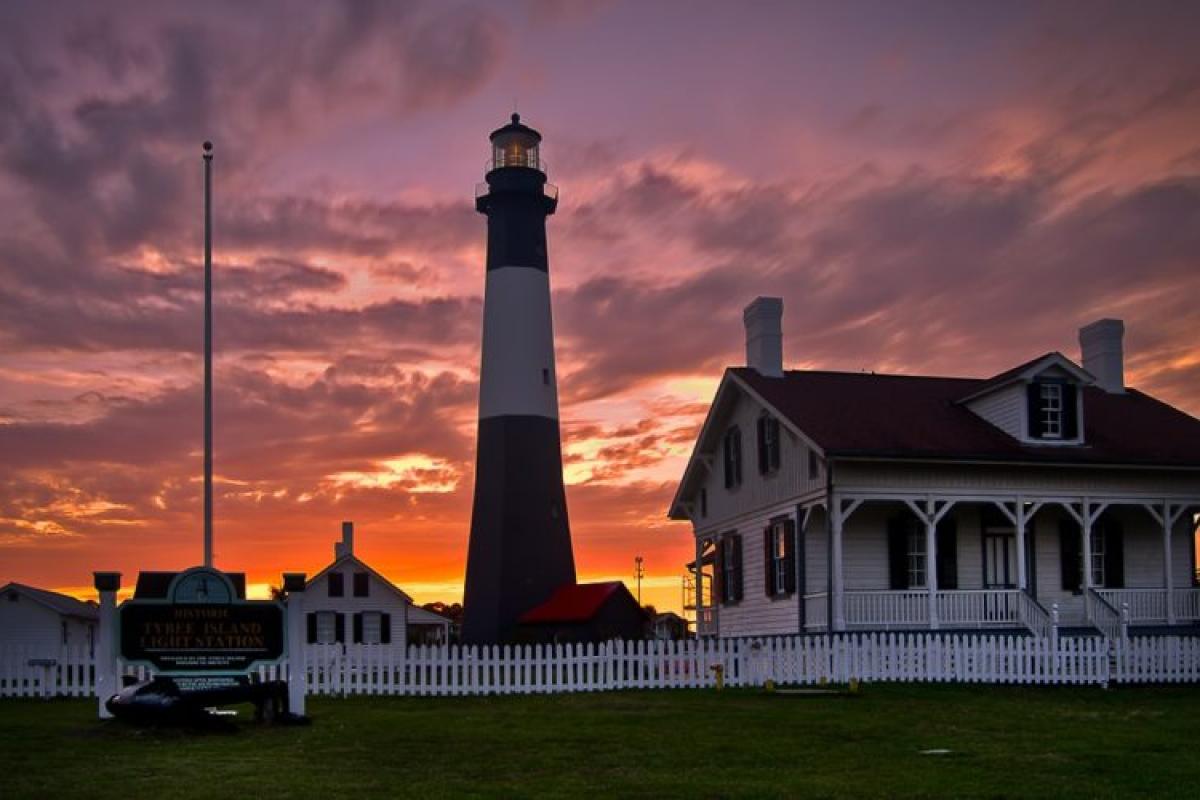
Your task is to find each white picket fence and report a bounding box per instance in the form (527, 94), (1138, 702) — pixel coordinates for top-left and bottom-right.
(3, 634), (1199, 699)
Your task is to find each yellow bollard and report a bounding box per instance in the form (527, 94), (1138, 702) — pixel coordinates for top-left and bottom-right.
(710, 663), (724, 691)
(849, 677), (860, 694)
(764, 678), (776, 693)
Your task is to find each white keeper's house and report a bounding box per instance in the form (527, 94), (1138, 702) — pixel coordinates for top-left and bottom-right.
(303, 523), (450, 647)
(670, 298), (1200, 640)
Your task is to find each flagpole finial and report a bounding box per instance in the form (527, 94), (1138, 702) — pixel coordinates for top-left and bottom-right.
(203, 140), (213, 158)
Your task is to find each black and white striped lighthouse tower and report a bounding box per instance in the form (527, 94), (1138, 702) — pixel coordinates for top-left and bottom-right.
(461, 114), (577, 644)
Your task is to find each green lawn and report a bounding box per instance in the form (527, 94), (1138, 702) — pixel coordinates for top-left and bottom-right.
(1, 685), (1197, 798)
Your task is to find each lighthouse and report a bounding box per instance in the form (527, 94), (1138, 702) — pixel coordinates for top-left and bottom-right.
(461, 114), (577, 644)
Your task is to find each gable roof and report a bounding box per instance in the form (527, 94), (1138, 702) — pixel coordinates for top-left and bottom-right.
(1, 583), (98, 620)
(519, 582), (638, 624)
(958, 351), (1094, 403)
(133, 571), (247, 600)
(306, 554), (413, 604)
(732, 366), (1200, 468)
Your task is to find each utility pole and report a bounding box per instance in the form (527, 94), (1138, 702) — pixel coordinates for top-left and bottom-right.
(634, 555), (645, 605)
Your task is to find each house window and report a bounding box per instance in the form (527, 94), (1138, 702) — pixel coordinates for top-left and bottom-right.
(699, 488), (707, 518)
(88, 625), (95, 658)
(756, 414), (781, 475)
(808, 449), (819, 480)
(1089, 527), (1106, 587)
(316, 611), (337, 644)
(61, 621), (68, 646)
(771, 523), (788, 596)
(723, 427), (743, 489)
(362, 611), (383, 644)
(353, 572), (369, 598)
(720, 534), (742, 603)
(907, 528), (927, 589)
(1040, 383), (1063, 439)
(328, 572), (344, 598)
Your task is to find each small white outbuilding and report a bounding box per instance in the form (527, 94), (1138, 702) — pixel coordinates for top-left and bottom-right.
(0, 582), (99, 659)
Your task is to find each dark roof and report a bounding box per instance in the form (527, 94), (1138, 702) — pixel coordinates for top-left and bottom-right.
(133, 571), (247, 600)
(0, 583), (98, 619)
(519, 582), (636, 624)
(733, 367), (1200, 467)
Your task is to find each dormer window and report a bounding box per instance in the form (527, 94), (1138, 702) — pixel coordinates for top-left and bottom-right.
(723, 427), (743, 489)
(1040, 383), (1063, 439)
(1027, 380), (1079, 441)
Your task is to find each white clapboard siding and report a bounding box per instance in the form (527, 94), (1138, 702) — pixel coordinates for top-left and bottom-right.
(5, 634), (1199, 699)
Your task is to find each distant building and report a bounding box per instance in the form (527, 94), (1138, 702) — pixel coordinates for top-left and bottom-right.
(518, 582), (647, 643)
(670, 299), (1200, 639)
(304, 523), (450, 647)
(0, 583), (98, 658)
(650, 611), (690, 641)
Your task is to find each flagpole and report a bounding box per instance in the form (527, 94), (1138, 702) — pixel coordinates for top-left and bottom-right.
(203, 140), (214, 568)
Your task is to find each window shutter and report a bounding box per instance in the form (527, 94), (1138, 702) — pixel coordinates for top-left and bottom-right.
(335, 613), (346, 643)
(1059, 518), (1081, 593)
(733, 536), (744, 602)
(763, 527), (775, 596)
(353, 612), (363, 644)
(756, 417), (768, 474)
(770, 419), (781, 470)
(714, 539), (725, 603)
(723, 434), (734, 489)
(381, 613), (392, 644)
(306, 613), (317, 644)
(887, 515), (909, 590)
(1062, 384), (1079, 439)
(783, 520), (797, 594)
(1105, 518), (1124, 589)
(1026, 383), (1042, 439)
(937, 517), (958, 590)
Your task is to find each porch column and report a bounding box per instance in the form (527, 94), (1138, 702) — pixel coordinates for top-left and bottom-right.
(1080, 500), (1098, 593)
(925, 512), (939, 630)
(1162, 502), (1175, 625)
(831, 501), (845, 632)
(1014, 499), (1028, 592)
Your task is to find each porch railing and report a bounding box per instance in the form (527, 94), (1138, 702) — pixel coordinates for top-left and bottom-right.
(1093, 588), (1200, 625)
(1097, 589), (1167, 623)
(1174, 587), (1200, 622)
(1017, 592), (1053, 639)
(844, 590), (929, 628)
(936, 589), (1022, 627)
(803, 592), (828, 631)
(1086, 588), (1126, 642)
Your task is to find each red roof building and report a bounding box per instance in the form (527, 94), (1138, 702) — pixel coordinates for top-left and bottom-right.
(518, 582), (647, 643)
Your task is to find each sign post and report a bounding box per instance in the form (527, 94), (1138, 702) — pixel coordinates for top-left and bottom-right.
(282, 572), (307, 717)
(93, 572), (121, 720)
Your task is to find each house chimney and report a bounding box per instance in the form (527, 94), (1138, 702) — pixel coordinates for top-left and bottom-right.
(335, 520), (354, 560)
(1079, 318), (1125, 393)
(744, 297), (784, 377)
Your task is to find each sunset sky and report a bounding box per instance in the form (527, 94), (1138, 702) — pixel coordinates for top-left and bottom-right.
(2, 1), (1199, 614)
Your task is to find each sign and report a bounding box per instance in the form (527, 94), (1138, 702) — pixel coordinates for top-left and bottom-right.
(117, 566), (285, 675)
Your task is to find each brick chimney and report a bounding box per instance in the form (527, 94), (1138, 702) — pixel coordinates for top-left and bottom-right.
(1079, 319), (1125, 393)
(334, 521), (354, 560)
(744, 297), (783, 377)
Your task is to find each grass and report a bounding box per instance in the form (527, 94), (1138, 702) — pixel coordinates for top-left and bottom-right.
(1, 684), (1198, 799)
